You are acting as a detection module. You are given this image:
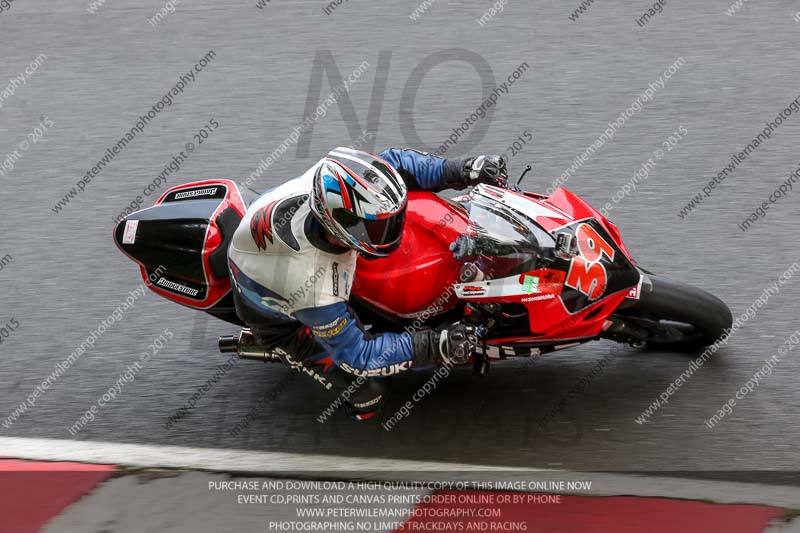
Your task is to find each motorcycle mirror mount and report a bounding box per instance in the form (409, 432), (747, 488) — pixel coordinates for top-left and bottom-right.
(554, 232), (579, 259)
(514, 164), (533, 191)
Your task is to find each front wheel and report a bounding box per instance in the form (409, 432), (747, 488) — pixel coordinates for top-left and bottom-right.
(611, 275), (732, 350)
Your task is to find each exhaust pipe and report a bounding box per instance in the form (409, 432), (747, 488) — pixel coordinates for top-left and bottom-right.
(218, 329), (282, 363)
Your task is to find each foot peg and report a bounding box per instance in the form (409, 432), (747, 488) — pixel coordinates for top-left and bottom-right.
(218, 329), (282, 363)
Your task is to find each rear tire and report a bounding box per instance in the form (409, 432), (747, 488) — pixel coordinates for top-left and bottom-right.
(623, 275), (732, 350)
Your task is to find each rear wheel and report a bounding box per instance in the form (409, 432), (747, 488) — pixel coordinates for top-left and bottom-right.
(612, 275), (732, 350)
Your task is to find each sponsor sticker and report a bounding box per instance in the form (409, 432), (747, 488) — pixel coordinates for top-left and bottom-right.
(122, 219), (139, 244)
(340, 361), (411, 377)
(353, 395), (383, 408)
(461, 285), (486, 296)
(521, 293), (555, 303)
(312, 317), (348, 338)
(626, 275), (644, 299)
(521, 275), (540, 293)
(283, 351), (332, 390)
(174, 187), (218, 200)
(156, 277), (200, 297)
(332, 262), (339, 296)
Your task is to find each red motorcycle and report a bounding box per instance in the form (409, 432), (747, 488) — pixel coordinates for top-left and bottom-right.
(113, 167), (732, 371)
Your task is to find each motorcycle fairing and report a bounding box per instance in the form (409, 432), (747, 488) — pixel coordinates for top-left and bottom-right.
(351, 192), (470, 319)
(113, 179), (247, 310)
(550, 219), (640, 313)
(354, 184), (641, 343)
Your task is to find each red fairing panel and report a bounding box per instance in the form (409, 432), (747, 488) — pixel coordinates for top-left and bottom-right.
(491, 283), (630, 343)
(353, 192), (470, 319)
(531, 187), (634, 261)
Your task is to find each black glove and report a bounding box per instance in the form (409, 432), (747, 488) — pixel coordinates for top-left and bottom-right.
(411, 322), (479, 368)
(443, 155), (508, 189)
(464, 155), (508, 187)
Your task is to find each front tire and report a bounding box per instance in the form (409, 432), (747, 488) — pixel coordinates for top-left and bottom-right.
(620, 275), (732, 349)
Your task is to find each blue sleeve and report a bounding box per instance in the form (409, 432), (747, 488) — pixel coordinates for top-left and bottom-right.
(294, 302), (416, 376)
(379, 148), (447, 191)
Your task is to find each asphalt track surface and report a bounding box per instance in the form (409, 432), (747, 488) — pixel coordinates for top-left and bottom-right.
(1, 0), (799, 473)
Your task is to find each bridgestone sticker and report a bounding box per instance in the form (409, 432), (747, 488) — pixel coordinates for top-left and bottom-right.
(174, 187), (218, 200)
(156, 277), (199, 297)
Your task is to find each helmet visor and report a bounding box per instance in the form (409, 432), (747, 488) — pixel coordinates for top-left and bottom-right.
(332, 208), (406, 250)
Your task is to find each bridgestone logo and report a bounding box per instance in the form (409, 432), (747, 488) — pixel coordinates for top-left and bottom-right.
(174, 187), (217, 200)
(157, 277), (199, 296)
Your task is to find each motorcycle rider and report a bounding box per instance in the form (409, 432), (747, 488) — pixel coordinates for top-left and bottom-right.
(228, 147), (508, 419)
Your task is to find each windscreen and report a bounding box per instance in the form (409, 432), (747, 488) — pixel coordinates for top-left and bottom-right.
(449, 191), (555, 281)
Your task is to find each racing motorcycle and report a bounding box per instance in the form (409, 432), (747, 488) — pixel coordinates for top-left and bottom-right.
(113, 166), (733, 373)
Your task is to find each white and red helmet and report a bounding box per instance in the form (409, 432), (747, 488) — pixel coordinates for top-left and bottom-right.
(310, 147), (408, 258)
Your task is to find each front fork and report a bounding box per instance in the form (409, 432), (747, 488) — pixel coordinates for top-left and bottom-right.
(600, 271), (657, 346)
